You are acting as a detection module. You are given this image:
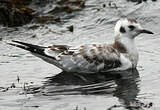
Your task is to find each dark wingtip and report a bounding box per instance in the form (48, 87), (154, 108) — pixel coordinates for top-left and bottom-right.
(12, 40), (18, 42)
(12, 40), (26, 43)
(7, 42), (28, 50)
(7, 42), (15, 46)
(11, 40), (30, 46)
(7, 40), (56, 60)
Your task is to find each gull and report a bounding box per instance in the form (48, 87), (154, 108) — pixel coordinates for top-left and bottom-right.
(8, 18), (154, 73)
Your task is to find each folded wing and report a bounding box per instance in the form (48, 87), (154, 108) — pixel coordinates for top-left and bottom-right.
(9, 41), (121, 73)
(45, 43), (121, 73)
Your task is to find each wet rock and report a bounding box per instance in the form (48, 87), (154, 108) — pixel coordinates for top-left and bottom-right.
(48, 6), (74, 14)
(33, 0), (85, 24)
(102, 4), (106, 8)
(67, 25), (74, 32)
(0, 0), (35, 27)
(56, 0), (85, 7)
(33, 16), (61, 23)
(0, 0), (85, 26)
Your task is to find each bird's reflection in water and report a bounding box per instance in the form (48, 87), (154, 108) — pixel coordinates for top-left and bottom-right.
(42, 69), (140, 109)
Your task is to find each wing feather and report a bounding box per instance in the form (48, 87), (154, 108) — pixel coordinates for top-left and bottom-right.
(9, 41), (121, 73)
(44, 44), (121, 73)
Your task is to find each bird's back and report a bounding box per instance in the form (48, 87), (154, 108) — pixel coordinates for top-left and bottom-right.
(44, 43), (122, 73)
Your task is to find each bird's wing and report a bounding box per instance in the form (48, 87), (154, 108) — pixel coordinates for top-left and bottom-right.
(45, 43), (121, 73)
(8, 40), (71, 70)
(8, 41), (121, 73)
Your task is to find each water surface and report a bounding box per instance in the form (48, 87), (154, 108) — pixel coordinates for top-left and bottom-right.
(0, 0), (160, 110)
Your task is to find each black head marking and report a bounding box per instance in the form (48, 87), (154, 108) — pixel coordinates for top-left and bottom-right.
(120, 26), (126, 33)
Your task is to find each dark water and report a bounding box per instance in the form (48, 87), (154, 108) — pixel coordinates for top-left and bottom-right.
(0, 0), (160, 110)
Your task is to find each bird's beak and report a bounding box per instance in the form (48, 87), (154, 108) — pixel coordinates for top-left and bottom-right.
(138, 29), (154, 34)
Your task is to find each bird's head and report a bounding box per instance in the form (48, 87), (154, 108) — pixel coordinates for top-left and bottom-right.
(114, 18), (154, 39)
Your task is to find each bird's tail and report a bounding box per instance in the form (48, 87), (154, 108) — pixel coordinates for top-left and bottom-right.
(7, 40), (65, 68)
(8, 41), (77, 72)
(8, 40), (47, 55)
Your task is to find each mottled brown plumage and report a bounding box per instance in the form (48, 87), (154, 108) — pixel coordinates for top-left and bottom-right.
(48, 45), (70, 51)
(127, 18), (137, 23)
(112, 41), (127, 53)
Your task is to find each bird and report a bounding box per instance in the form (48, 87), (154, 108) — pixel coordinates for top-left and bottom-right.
(8, 18), (154, 73)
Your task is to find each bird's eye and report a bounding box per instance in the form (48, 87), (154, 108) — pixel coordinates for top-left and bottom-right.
(128, 25), (135, 31)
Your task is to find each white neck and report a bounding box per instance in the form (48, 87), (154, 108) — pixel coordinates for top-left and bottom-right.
(116, 34), (137, 54)
(115, 34), (139, 67)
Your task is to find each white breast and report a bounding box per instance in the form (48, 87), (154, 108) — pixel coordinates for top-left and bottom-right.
(121, 52), (138, 69)
(119, 37), (139, 68)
